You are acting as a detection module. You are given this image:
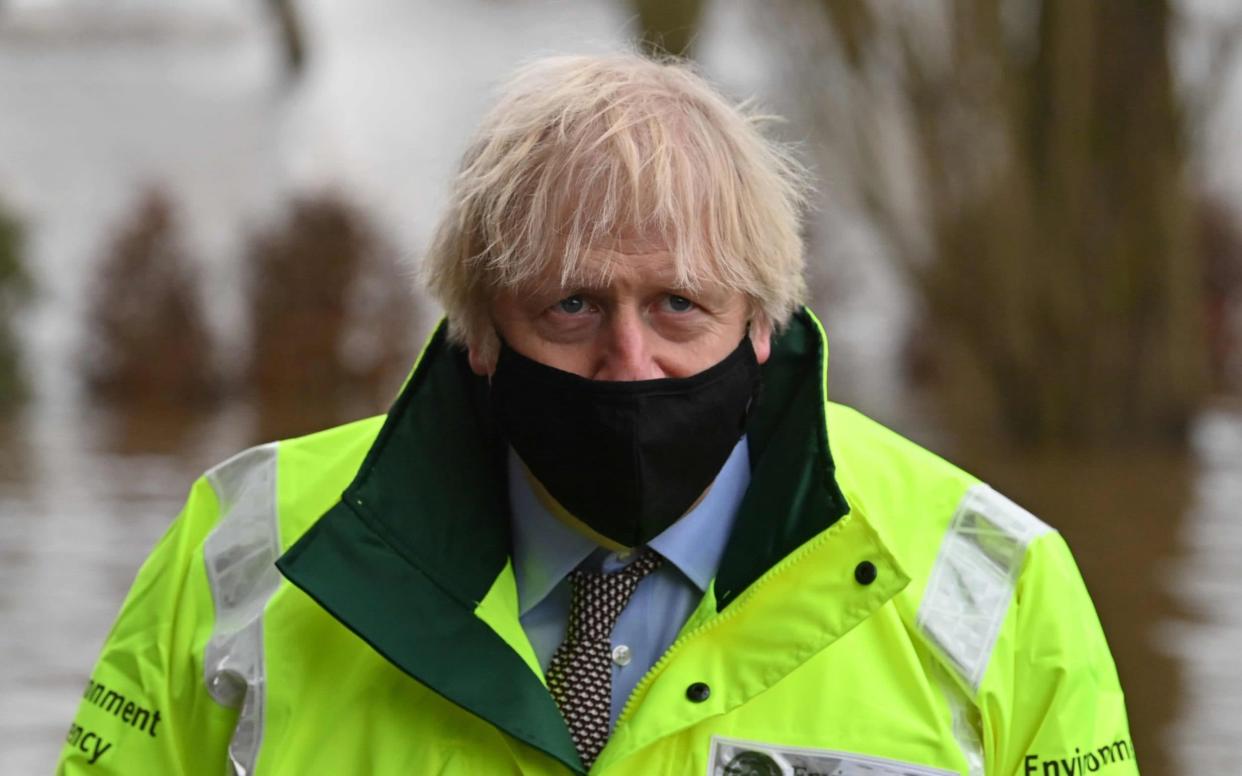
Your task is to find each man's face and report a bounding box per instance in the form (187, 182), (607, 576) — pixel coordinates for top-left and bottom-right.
(468, 242), (771, 379)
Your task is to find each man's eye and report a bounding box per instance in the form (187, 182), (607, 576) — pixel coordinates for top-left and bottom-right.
(557, 296), (586, 314)
(666, 295), (694, 312)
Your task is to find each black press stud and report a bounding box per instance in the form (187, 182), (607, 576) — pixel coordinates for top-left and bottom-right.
(854, 560), (878, 586)
(685, 682), (711, 703)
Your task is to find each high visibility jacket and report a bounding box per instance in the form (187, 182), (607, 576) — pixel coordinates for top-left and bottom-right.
(57, 310), (1138, 776)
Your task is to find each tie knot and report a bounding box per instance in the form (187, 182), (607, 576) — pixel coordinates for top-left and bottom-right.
(565, 548), (663, 642)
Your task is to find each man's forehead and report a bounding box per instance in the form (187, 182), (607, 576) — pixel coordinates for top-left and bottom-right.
(513, 246), (732, 298)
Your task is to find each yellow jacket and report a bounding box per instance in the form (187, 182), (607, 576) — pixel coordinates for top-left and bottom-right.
(58, 310), (1137, 775)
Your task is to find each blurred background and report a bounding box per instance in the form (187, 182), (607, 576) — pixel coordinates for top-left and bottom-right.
(1, 0), (1240, 773)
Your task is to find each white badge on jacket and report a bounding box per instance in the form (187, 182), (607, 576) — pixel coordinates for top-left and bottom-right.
(708, 736), (957, 776)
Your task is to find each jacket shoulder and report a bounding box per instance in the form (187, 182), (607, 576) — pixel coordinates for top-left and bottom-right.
(825, 403), (1054, 679)
(826, 402), (986, 572)
(261, 415), (386, 547)
(825, 405), (1134, 773)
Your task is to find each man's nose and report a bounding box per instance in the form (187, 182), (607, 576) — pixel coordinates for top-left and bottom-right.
(596, 310), (662, 381)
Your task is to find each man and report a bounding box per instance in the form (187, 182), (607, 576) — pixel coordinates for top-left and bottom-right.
(58, 54), (1138, 775)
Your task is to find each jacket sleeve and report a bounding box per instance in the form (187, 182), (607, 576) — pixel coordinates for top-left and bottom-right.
(56, 474), (239, 775)
(981, 530), (1140, 776)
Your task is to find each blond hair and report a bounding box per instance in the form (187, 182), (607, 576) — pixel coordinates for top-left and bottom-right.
(422, 53), (810, 351)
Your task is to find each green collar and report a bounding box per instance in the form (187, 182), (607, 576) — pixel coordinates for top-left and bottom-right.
(276, 308), (850, 774)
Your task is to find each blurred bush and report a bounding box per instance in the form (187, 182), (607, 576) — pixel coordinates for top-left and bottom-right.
(244, 190), (415, 439)
(0, 196), (31, 410)
(81, 188), (219, 409)
(78, 184), (415, 441)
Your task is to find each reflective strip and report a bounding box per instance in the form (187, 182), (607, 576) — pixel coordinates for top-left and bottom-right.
(203, 443), (282, 776)
(917, 484), (1051, 690)
(934, 663), (986, 776)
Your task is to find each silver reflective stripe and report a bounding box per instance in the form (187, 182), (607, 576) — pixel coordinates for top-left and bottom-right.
(934, 663), (986, 776)
(203, 443), (282, 776)
(917, 484), (1051, 690)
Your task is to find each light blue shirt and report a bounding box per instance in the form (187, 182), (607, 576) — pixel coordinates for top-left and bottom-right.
(509, 438), (750, 730)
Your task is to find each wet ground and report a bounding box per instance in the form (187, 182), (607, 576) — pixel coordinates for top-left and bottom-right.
(1, 402), (1240, 774)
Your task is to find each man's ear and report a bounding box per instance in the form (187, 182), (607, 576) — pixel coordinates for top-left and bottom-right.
(467, 330), (500, 377)
(749, 317), (773, 365)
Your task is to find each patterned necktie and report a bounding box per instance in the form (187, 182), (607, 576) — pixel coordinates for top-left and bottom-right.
(546, 548), (663, 770)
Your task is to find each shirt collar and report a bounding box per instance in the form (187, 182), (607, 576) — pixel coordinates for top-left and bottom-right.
(509, 437), (751, 616)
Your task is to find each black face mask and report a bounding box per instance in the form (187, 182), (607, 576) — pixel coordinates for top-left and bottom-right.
(490, 336), (761, 548)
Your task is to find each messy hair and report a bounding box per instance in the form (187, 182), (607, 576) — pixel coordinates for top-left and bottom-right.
(422, 52), (811, 352)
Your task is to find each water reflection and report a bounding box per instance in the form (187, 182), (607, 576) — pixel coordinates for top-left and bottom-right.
(1158, 405), (1242, 772)
(0, 408), (248, 775)
(1, 405), (1239, 774)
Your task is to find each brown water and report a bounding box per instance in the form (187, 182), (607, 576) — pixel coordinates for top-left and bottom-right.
(2, 403), (1239, 774)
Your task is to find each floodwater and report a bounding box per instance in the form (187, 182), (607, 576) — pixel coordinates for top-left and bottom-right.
(0, 408), (256, 774)
(1, 400), (1240, 774)
(1, 1), (1241, 773)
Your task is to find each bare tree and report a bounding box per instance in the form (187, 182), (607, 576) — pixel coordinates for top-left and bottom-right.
(630, 0), (706, 58)
(267, 0), (307, 81)
(767, 0), (1216, 447)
